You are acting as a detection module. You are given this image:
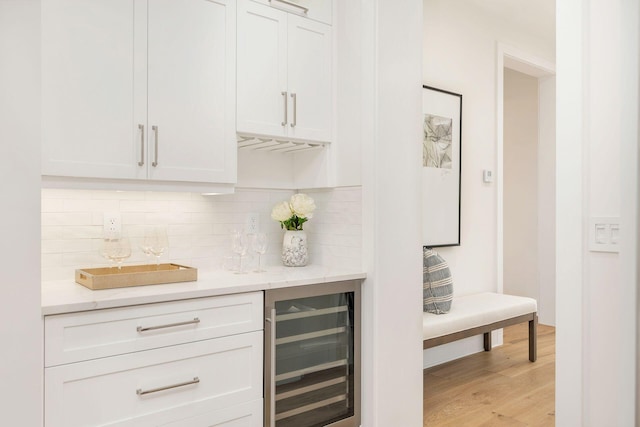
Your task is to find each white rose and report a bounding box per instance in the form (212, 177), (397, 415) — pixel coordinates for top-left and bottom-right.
(290, 193), (316, 219)
(271, 201), (293, 222)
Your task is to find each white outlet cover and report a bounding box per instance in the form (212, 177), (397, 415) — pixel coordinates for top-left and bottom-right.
(245, 213), (260, 234)
(103, 212), (122, 238)
(589, 217), (620, 253)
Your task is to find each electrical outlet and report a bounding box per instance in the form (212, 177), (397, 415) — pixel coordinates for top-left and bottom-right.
(103, 213), (121, 238)
(246, 213), (260, 234)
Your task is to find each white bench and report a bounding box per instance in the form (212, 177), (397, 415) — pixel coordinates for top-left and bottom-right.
(422, 292), (538, 362)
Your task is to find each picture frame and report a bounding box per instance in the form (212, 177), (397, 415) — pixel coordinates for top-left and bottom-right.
(421, 85), (462, 247)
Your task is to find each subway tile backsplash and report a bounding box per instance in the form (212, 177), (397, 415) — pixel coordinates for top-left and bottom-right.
(41, 187), (362, 282)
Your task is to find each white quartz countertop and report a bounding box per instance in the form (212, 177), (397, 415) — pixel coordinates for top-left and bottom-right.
(41, 265), (366, 315)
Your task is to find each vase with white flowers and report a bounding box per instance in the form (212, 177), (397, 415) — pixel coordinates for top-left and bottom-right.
(271, 193), (316, 267)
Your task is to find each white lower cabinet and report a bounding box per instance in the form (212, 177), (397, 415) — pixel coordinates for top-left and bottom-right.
(161, 399), (263, 427)
(44, 293), (263, 427)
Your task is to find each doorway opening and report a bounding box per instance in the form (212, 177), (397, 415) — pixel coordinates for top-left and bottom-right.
(497, 46), (556, 328)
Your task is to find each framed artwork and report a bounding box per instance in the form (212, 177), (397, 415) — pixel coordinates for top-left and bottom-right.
(421, 85), (462, 247)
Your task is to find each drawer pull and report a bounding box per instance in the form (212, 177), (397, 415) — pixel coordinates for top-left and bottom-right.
(270, 0), (308, 14)
(136, 377), (200, 396)
(136, 317), (200, 332)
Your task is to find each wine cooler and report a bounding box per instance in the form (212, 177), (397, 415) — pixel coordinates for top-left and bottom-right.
(264, 280), (361, 427)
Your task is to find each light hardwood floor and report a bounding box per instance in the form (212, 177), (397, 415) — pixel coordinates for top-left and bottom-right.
(423, 323), (555, 426)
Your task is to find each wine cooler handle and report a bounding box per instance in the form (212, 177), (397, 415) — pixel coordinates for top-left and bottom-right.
(265, 308), (276, 427)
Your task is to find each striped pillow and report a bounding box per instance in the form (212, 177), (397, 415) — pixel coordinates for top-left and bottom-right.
(423, 248), (453, 314)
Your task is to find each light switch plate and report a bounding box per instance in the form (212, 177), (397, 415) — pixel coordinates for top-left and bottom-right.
(589, 217), (620, 253)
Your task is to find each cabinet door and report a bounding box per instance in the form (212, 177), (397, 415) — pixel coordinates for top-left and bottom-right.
(42, 0), (147, 180)
(237, 0), (288, 138)
(147, 0), (236, 183)
(287, 15), (332, 143)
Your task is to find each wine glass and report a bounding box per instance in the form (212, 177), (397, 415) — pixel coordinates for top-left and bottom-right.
(230, 231), (249, 274)
(251, 233), (268, 272)
(144, 226), (169, 268)
(140, 242), (152, 264)
(105, 237), (131, 270)
(99, 238), (116, 268)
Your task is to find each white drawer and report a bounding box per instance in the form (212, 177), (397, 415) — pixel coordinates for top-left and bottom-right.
(44, 331), (263, 427)
(45, 292), (263, 366)
(162, 399), (262, 427)
(250, 0), (332, 25)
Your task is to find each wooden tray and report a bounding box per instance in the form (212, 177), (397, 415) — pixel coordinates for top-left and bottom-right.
(75, 264), (197, 290)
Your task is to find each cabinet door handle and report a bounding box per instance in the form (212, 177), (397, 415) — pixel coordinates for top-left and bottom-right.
(137, 124), (145, 166)
(270, 0), (308, 14)
(136, 317), (200, 332)
(290, 93), (297, 128)
(281, 91), (288, 126)
(151, 125), (159, 167)
(136, 377), (200, 396)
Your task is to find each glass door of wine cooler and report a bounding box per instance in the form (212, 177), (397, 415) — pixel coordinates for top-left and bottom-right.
(265, 280), (361, 427)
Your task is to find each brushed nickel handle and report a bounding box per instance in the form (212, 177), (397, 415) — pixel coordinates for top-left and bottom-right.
(270, 0), (308, 14)
(290, 93), (297, 128)
(136, 377), (199, 396)
(138, 124), (145, 166)
(151, 125), (159, 167)
(281, 91), (288, 126)
(137, 317), (200, 332)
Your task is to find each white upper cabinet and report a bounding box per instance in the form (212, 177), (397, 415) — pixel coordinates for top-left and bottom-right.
(287, 15), (332, 143)
(236, 3), (288, 140)
(42, 0), (236, 185)
(146, 0), (236, 183)
(237, 0), (333, 144)
(42, 0), (142, 180)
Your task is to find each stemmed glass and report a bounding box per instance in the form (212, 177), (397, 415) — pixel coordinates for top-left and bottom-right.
(230, 231), (249, 274)
(144, 226), (169, 268)
(103, 237), (131, 270)
(251, 233), (268, 272)
(100, 238), (116, 268)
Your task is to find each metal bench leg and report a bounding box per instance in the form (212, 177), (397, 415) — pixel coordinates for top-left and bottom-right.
(483, 331), (492, 351)
(529, 313), (538, 362)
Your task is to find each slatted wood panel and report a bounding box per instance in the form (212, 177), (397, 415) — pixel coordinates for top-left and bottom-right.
(424, 324), (555, 426)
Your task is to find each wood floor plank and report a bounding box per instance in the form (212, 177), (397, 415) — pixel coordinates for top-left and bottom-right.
(424, 324), (555, 426)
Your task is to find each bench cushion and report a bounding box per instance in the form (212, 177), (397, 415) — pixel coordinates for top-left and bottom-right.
(422, 292), (537, 340)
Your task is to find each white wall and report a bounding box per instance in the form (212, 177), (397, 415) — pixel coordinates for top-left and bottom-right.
(537, 76), (556, 326)
(583, 0), (634, 424)
(557, 0), (638, 424)
(618, 0), (640, 418)
(503, 68), (539, 301)
(423, 1), (554, 296)
(422, 0), (555, 365)
(0, 1), (43, 425)
(502, 68), (556, 328)
(41, 187), (362, 281)
(360, 0), (424, 425)
(333, 0), (362, 187)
